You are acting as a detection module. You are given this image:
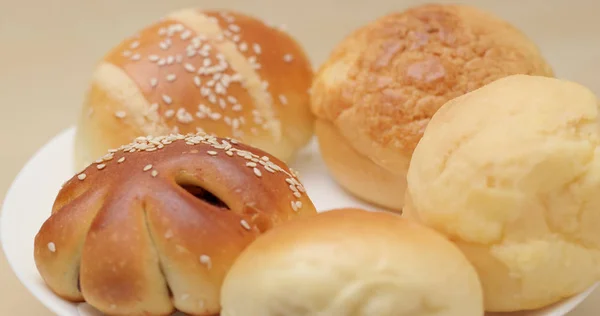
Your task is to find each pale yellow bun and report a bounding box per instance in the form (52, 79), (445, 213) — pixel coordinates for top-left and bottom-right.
(311, 3), (553, 211)
(221, 208), (484, 316)
(75, 8), (314, 171)
(35, 132), (317, 316)
(405, 74), (600, 312)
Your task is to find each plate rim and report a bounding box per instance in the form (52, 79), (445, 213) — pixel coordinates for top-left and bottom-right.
(1, 126), (77, 316)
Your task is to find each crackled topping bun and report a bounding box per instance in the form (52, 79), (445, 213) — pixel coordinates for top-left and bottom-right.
(34, 133), (317, 316)
(221, 208), (484, 316)
(75, 8), (314, 171)
(405, 75), (600, 312)
(311, 3), (553, 211)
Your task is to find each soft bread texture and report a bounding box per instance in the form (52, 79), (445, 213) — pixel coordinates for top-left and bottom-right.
(310, 3), (553, 211)
(34, 133), (317, 316)
(405, 75), (600, 312)
(221, 208), (484, 316)
(75, 8), (314, 171)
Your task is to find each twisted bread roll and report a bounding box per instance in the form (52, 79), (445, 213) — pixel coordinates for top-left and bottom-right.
(75, 8), (314, 171)
(311, 4), (553, 211)
(221, 208), (484, 316)
(34, 133), (317, 315)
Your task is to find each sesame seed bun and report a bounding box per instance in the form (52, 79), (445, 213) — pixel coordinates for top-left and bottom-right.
(34, 133), (317, 316)
(221, 208), (484, 316)
(74, 9), (314, 171)
(310, 4), (553, 211)
(405, 75), (600, 311)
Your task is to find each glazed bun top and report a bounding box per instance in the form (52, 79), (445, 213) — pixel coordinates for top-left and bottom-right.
(34, 132), (317, 316)
(311, 3), (553, 173)
(75, 8), (314, 170)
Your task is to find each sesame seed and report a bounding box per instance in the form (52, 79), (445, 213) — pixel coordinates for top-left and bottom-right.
(148, 54), (160, 62)
(293, 192), (302, 198)
(283, 54), (293, 62)
(203, 58), (212, 67)
(180, 30), (192, 40)
(151, 170), (159, 177)
(167, 55), (174, 64)
(207, 150), (218, 156)
(122, 50), (132, 57)
(279, 95), (288, 105)
(291, 201), (298, 212)
(166, 74), (177, 82)
(199, 255), (212, 269)
(162, 94), (172, 104)
(261, 156), (269, 161)
(47, 242), (56, 252)
(232, 35), (241, 42)
(253, 43), (261, 54)
(118, 157), (125, 163)
(130, 41), (140, 49)
(226, 151), (234, 156)
(165, 109), (175, 118)
(157, 59), (166, 66)
(159, 41), (169, 50)
(77, 173), (86, 180)
(194, 76), (201, 87)
(232, 104), (242, 112)
(143, 164), (153, 171)
(246, 162), (257, 167)
(239, 42), (248, 52)
(150, 78), (158, 87)
(115, 111), (127, 118)
(295, 201), (303, 209)
(229, 24), (241, 33)
(253, 168), (262, 177)
(184, 63), (196, 72)
(130, 54), (141, 61)
(97, 164), (106, 170)
(240, 219), (251, 230)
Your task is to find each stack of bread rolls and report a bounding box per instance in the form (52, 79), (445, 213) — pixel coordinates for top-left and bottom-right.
(33, 3), (600, 316)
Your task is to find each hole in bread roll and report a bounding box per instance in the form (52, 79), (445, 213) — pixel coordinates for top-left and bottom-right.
(178, 184), (230, 210)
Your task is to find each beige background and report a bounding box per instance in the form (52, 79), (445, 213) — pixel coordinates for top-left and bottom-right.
(1, 0), (599, 314)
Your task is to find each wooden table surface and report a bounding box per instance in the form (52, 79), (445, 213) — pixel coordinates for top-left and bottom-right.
(1, 0), (599, 314)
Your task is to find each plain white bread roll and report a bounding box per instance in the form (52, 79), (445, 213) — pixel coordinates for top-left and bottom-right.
(220, 208), (484, 316)
(405, 74), (600, 311)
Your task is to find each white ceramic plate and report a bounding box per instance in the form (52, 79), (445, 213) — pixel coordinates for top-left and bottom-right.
(1, 127), (597, 316)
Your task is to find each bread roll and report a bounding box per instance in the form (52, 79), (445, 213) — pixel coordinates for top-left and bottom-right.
(311, 4), (553, 211)
(405, 75), (600, 311)
(34, 132), (317, 316)
(221, 208), (484, 316)
(74, 8), (314, 171)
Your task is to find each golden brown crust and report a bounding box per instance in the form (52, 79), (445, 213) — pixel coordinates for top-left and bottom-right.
(315, 120), (406, 210)
(75, 9), (314, 171)
(310, 4), (553, 210)
(35, 133), (317, 315)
